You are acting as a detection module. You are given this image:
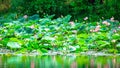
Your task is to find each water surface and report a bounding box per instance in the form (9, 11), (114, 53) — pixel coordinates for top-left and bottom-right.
(0, 54), (120, 68)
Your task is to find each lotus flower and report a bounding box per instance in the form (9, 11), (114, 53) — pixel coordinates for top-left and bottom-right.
(113, 30), (117, 33)
(102, 21), (108, 24)
(102, 21), (110, 26)
(110, 17), (115, 22)
(90, 25), (100, 32)
(69, 21), (75, 26)
(84, 17), (88, 20)
(94, 25), (101, 32)
(23, 15), (28, 19)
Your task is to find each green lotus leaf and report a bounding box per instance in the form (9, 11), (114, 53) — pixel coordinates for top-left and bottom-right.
(116, 43), (120, 48)
(7, 42), (21, 48)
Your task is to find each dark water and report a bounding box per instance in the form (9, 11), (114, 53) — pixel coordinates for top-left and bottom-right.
(0, 54), (120, 68)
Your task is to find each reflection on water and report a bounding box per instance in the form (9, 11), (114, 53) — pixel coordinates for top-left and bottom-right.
(0, 54), (120, 68)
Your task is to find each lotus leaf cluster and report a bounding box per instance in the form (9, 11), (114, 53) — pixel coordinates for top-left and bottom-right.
(0, 14), (120, 53)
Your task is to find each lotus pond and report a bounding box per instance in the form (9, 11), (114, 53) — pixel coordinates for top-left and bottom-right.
(0, 14), (120, 54)
(0, 13), (120, 68)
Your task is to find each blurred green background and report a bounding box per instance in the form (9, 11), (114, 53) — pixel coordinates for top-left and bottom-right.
(0, 0), (120, 21)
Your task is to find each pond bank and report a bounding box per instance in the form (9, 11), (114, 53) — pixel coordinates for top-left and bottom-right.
(0, 48), (120, 56)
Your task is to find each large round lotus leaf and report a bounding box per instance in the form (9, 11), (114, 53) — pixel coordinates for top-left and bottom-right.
(7, 42), (21, 48)
(116, 43), (120, 48)
(42, 36), (55, 41)
(112, 33), (120, 40)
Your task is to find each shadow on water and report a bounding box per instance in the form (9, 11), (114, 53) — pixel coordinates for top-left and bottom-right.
(0, 54), (120, 68)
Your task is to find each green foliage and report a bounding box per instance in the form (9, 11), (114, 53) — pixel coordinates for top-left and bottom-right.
(8, 0), (120, 21)
(7, 42), (21, 49)
(0, 14), (120, 53)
